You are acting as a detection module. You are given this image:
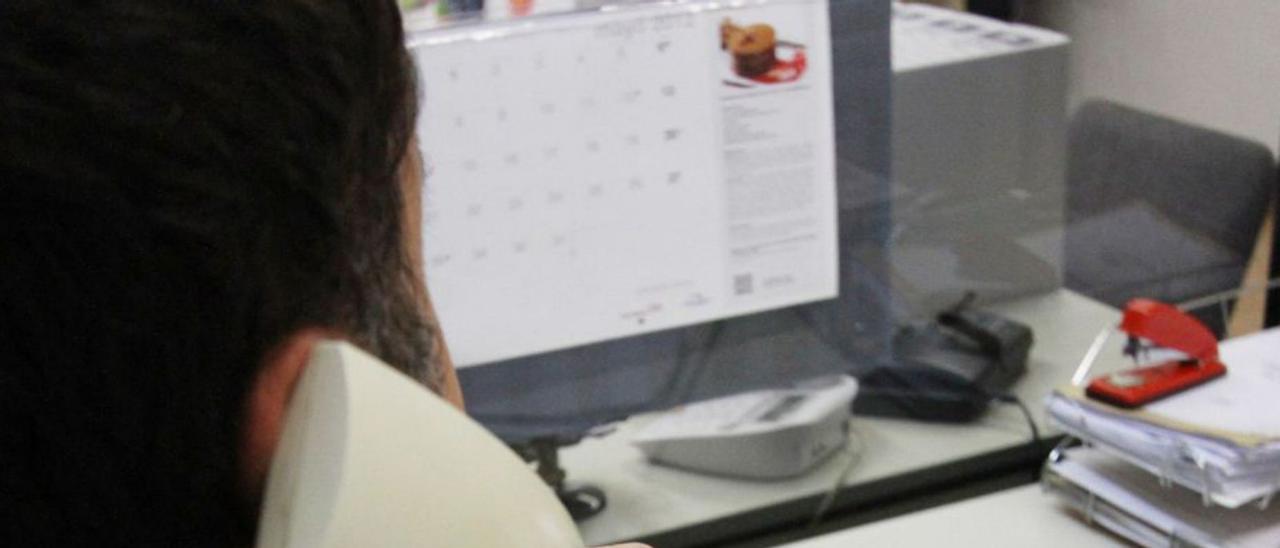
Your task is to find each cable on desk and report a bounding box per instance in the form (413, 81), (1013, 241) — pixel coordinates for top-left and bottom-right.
(990, 393), (1045, 482)
(989, 392), (1040, 447)
(808, 420), (864, 527)
(806, 394), (1040, 528)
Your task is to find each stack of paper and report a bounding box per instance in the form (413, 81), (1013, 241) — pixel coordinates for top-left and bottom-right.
(1047, 328), (1280, 508)
(1044, 446), (1280, 548)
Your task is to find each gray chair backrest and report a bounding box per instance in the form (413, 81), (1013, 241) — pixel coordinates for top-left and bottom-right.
(1065, 100), (1275, 323)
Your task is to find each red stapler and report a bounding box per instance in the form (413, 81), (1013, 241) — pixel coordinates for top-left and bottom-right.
(1085, 298), (1227, 408)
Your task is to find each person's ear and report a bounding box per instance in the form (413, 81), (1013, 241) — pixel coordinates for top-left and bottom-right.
(238, 328), (337, 505)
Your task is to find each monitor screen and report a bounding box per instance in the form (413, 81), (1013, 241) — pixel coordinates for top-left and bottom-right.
(407, 0), (891, 441)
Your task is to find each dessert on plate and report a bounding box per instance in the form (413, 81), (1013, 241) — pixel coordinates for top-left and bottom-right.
(721, 20), (777, 79)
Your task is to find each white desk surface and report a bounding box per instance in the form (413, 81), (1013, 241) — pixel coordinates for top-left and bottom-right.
(567, 289), (1127, 545)
(780, 484), (1126, 547)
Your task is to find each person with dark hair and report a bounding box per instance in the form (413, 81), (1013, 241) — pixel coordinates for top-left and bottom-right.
(1, 1), (464, 544)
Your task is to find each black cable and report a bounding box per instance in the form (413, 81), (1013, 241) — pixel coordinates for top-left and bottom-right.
(809, 421), (863, 527)
(990, 392), (1041, 449)
(560, 485), (607, 521)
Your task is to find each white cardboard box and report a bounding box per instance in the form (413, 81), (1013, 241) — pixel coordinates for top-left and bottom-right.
(890, 3), (1070, 314)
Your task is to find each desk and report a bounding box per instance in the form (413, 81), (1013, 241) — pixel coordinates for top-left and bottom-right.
(565, 289), (1126, 546)
(778, 484), (1125, 547)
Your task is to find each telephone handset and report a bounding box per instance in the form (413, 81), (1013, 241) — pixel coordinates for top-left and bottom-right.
(256, 341), (584, 547)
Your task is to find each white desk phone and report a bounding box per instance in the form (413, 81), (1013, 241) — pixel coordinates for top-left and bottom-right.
(256, 341), (584, 547)
(631, 375), (858, 479)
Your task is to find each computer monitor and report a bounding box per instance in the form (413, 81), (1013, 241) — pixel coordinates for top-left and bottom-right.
(406, 0), (892, 442)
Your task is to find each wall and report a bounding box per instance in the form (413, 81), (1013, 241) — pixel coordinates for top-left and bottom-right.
(1023, 0), (1280, 155)
(1023, 0), (1279, 333)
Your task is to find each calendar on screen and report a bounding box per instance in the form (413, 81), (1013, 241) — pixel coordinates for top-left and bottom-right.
(407, 0), (839, 366)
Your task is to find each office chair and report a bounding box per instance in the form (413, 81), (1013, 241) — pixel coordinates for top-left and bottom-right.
(1269, 158), (1280, 328)
(1064, 100), (1276, 335)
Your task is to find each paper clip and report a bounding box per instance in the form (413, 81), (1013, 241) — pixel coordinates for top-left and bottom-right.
(1084, 491), (1097, 526)
(1155, 449), (1175, 490)
(1047, 436), (1074, 464)
(1259, 475), (1278, 510)
(1196, 464), (1214, 507)
(1164, 436), (1216, 507)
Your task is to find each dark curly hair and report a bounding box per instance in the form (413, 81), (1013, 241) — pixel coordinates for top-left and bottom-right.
(0, 1), (437, 544)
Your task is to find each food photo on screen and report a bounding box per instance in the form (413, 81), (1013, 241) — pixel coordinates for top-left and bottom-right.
(720, 17), (807, 87)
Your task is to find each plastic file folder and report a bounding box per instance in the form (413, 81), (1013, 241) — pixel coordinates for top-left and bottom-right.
(1047, 328), (1280, 508)
(1044, 446), (1280, 548)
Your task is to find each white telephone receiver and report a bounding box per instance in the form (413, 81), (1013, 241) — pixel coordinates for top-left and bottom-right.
(256, 341), (584, 547)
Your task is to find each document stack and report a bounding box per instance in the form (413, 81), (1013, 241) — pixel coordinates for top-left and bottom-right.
(1044, 328), (1280, 547)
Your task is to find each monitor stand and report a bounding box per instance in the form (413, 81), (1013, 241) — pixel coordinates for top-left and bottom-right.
(511, 436), (607, 521)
